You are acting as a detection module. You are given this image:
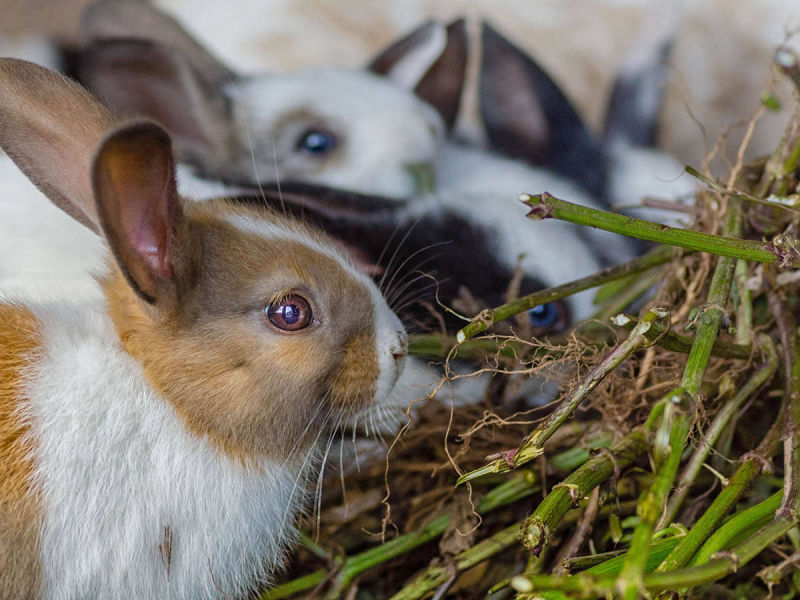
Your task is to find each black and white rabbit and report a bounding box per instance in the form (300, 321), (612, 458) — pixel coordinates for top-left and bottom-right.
(76, 0), (458, 200)
(0, 58), (407, 599)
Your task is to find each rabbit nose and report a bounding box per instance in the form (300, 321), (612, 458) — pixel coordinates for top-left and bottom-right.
(405, 162), (436, 195)
(390, 331), (408, 362)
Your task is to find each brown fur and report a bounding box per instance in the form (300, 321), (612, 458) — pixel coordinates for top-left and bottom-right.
(104, 200), (380, 464)
(0, 305), (43, 599)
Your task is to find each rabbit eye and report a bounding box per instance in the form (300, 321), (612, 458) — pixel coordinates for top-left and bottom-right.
(296, 129), (338, 156)
(266, 294), (313, 332)
(527, 301), (569, 333)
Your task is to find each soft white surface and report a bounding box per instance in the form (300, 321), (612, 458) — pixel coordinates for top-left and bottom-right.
(0, 156), (104, 303)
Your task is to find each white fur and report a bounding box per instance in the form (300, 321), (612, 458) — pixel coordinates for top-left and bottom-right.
(228, 68), (445, 197)
(431, 144), (637, 318)
(24, 303), (302, 599)
(607, 139), (697, 227)
(0, 156), (104, 303)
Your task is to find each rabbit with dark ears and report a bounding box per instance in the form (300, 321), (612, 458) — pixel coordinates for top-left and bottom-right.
(0, 58), (407, 599)
(76, 0), (461, 199)
(477, 17), (695, 219)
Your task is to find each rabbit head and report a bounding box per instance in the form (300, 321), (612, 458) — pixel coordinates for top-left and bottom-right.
(76, 0), (468, 198)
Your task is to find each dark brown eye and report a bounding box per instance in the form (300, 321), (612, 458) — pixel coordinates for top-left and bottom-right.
(266, 294), (313, 331)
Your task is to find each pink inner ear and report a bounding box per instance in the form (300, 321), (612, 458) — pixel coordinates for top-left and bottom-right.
(128, 172), (174, 278)
(93, 122), (181, 300)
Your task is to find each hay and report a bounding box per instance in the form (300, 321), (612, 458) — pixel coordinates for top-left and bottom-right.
(265, 52), (800, 600)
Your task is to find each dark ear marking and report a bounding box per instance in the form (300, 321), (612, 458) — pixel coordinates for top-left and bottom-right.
(603, 38), (673, 148)
(368, 20), (439, 79)
(368, 19), (467, 129)
(92, 121), (187, 305)
(81, 0), (236, 88)
(413, 19), (468, 130)
(479, 22), (608, 198)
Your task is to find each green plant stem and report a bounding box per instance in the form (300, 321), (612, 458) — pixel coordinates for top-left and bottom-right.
(660, 336), (777, 527)
(512, 504), (797, 595)
(691, 491), (783, 566)
(617, 200), (740, 599)
(618, 388), (693, 599)
(261, 437), (612, 599)
(591, 268), (663, 323)
(583, 537), (683, 577)
(685, 165), (800, 212)
(615, 313), (752, 360)
(393, 499), (642, 600)
(521, 192), (798, 267)
(389, 523), (520, 600)
(734, 259), (753, 346)
(517, 417), (659, 555)
(456, 246), (674, 341)
(657, 403), (785, 571)
(408, 334), (522, 360)
(457, 308), (669, 485)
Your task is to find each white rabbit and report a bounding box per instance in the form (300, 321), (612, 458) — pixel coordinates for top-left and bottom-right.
(0, 58), (407, 599)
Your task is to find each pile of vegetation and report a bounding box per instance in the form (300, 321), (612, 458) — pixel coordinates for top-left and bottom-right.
(265, 48), (800, 600)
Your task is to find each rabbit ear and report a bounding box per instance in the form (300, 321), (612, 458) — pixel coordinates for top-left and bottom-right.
(368, 19), (467, 130)
(78, 39), (235, 170)
(0, 58), (116, 233)
(479, 22), (608, 197)
(603, 8), (680, 147)
(92, 121), (193, 306)
(81, 0), (235, 89)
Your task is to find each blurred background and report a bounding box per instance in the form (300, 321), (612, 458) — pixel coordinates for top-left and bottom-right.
(0, 0), (800, 173)
(2, 0), (800, 173)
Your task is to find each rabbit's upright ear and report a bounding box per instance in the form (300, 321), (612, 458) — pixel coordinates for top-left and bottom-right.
(81, 0), (235, 87)
(479, 23), (608, 198)
(78, 39), (236, 171)
(369, 19), (468, 130)
(92, 121), (193, 306)
(603, 8), (679, 148)
(0, 58), (115, 232)
(78, 0), (237, 169)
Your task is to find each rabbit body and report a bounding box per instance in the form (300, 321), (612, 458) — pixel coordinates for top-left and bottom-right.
(8, 302), (300, 599)
(0, 58), (407, 599)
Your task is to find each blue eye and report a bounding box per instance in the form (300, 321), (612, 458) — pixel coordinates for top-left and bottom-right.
(297, 129), (337, 155)
(527, 303), (560, 329)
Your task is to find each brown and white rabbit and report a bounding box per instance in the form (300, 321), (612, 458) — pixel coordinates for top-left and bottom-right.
(0, 58), (407, 599)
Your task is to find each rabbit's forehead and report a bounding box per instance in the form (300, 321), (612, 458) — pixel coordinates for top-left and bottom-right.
(232, 69), (444, 134)
(191, 206), (382, 327)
